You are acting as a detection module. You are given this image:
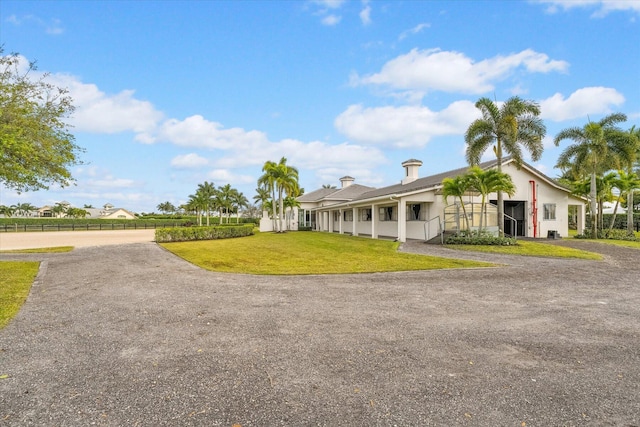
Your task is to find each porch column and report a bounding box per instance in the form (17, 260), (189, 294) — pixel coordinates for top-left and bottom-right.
(352, 207), (358, 237)
(339, 209), (343, 234)
(397, 199), (407, 242)
(371, 204), (378, 239)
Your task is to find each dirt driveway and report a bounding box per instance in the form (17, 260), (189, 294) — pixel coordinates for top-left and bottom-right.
(0, 229), (156, 251)
(1, 238), (639, 426)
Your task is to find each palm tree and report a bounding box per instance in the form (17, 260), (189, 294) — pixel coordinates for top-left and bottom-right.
(259, 160), (279, 231)
(283, 195), (301, 230)
(441, 174), (472, 232)
(156, 201), (176, 215)
(15, 202), (36, 217)
(253, 185), (271, 213)
(466, 166), (516, 233)
(608, 170), (640, 233)
(231, 191), (249, 223)
(0, 205), (15, 217)
(51, 202), (68, 218)
(322, 184), (336, 189)
(216, 184), (235, 224)
(465, 96), (546, 235)
(273, 157), (299, 233)
(554, 113), (629, 237)
(623, 126), (640, 234)
(196, 181), (217, 226)
(187, 191), (209, 226)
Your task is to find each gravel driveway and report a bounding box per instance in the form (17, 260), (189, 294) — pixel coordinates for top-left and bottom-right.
(1, 237), (639, 426)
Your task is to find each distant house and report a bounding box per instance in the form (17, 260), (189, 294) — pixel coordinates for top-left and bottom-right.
(285, 158), (585, 242)
(85, 207), (137, 220)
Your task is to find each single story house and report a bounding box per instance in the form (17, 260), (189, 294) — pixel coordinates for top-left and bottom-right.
(293, 158), (585, 242)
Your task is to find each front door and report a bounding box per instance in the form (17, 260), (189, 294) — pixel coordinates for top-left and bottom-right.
(504, 201), (526, 236)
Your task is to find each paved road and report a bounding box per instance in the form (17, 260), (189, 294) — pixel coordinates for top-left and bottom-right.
(1, 239), (639, 426)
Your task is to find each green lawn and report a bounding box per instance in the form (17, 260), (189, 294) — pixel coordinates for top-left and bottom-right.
(161, 232), (496, 275)
(0, 261), (40, 329)
(0, 246), (74, 254)
(446, 240), (603, 260)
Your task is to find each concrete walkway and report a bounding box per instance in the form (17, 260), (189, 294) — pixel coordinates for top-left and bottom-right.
(1, 238), (639, 426)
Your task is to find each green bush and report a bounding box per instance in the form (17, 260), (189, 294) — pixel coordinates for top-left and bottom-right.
(446, 230), (518, 246)
(575, 228), (637, 241)
(155, 224), (254, 243)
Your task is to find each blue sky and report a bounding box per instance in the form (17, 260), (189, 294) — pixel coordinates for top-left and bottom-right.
(1, 0), (639, 213)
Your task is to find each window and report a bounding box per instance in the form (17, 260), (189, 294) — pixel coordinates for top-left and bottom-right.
(407, 203), (422, 221)
(343, 210), (353, 221)
(543, 203), (556, 220)
(360, 208), (372, 222)
(379, 206), (396, 221)
(333, 211), (340, 222)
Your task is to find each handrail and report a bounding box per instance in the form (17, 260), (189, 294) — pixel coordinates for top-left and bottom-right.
(502, 212), (518, 240)
(424, 215), (444, 244)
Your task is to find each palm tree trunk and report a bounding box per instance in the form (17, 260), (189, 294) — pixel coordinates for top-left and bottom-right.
(590, 172), (598, 238)
(278, 189), (285, 233)
(628, 190), (635, 235)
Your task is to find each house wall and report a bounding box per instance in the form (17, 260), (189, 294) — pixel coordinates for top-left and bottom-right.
(502, 163), (571, 238)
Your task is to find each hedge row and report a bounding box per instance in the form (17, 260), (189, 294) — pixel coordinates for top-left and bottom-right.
(155, 225), (255, 243)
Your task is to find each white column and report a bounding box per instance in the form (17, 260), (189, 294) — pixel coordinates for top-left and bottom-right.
(352, 207), (358, 236)
(397, 199), (406, 242)
(371, 204), (377, 239)
(339, 209), (343, 234)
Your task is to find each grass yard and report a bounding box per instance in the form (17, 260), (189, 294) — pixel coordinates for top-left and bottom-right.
(446, 240), (603, 260)
(0, 246), (74, 254)
(0, 261), (40, 329)
(161, 232), (496, 275)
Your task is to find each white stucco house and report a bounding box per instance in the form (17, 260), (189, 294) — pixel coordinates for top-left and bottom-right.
(285, 158), (586, 242)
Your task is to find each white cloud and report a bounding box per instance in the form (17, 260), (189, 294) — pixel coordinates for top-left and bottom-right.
(322, 14), (342, 25)
(540, 87), (625, 121)
(352, 48), (569, 96)
(334, 100), (479, 148)
(4, 14), (64, 35)
(150, 115), (269, 149)
(170, 153), (209, 169)
(311, 0), (345, 8)
(398, 23), (431, 40)
(360, 3), (372, 25)
(46, 73), (163, 134)
(206, 169), (255, 185)
(535, 0), (640, 17)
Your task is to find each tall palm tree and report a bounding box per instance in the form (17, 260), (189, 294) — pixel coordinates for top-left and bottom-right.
(216, 184), (235, 224)
(623, 126), (640, 234)
(441, 174), (472, 232)
(196, 181), (217, 226)
(466, 166), (516, 233)
(259, 160), (279, 231)
(273, 157), (299, 233)
(554, 113), (629, 237)
(465, 96), (546, 234)
(187, 191), (209, 226)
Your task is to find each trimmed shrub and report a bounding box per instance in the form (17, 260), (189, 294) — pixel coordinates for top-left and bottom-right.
(445, 230), (518, 246)
(575, 228), (637, 241)
(155, 224), (254, 243)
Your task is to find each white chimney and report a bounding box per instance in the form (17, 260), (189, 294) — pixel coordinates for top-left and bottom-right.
(402, 159), (422, 185)
(340, 176), (355, 188)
